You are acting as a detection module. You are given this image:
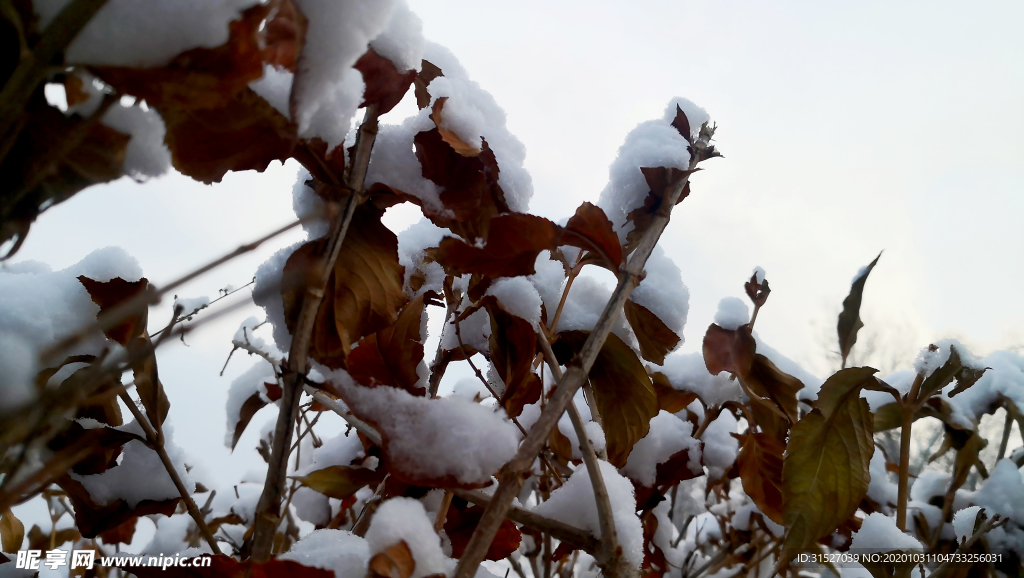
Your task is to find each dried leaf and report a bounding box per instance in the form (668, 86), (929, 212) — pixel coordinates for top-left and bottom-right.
(837, 252), (881, 368)
(624, 167), (693, 250)
(702, 323), (755, 377)
(782, 367), (876, 558)
(431, 97), (480, 156)
(292, 465), (385, 501)
(444, 505), (521, 560)
(414, 59), (443, 109)
(744, 273), (770, 308)
(261, 0), (305, 71)
(98, 516), (137, 546)
(26, 525), (80, 552)
(282, 205), (407, 369)
(58, 474), (179, 538)
(435, 213), (560, 278)
(555, 331), (659, 467)
(0, 509), (24, 553)
(348, 294), (429, 395)
(560, 202), (623, 270)
(128, 334), (170, 427)
(920, 345), (989, 400)
(740, 354), (803, 441)
(369, 541), (416, 578)
(624, 300), (680, 365)
(481, 296), (542, 418)
(356, 48), (417, 115)
(651, 372), (697, 414)
(77, 276), (149, 346)
(229, 386), (278, 451)
(735, 432), (785, 524)
(670, 104), (693, 144)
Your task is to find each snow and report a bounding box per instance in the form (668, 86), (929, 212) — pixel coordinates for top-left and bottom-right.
(0, 247), (142, 408)
(327, 370), (518, 486)
(292, 0), (396, 149)
(452, 377), (490, 401)
(953, 506), (983, 544)
(849, 513), (924, 552)
(281, 529), (369, 578)
(397, 219), (447, 298)
(369, 0), (424, 72)
(74, 421), (194, 508)
(659, 352), (744, 408)
(553, 275), (631, 341)
(585, 421), (607, 455)
(250, 64), (294, 120)
(291, 486), (331, 527)
(292, 170), (330, 239)
(253, 241), (303, 352)
(701, 411), (739, 481)
(866, 451), (898, 510)
(910, 470), (950, 503)
(485, 277), (542, 326)
(33, 0), (259, 67)
(912, 338), (983, 380)
(296, 430), (368, 476)
(173, 295), (209, 314)
(233, 316), (268, 351)
(752, 266), (766, 284)
(597, 98), (704, 241)
(942, 349), (1024, 425)
(631, 245), (689, 337)
(439, 291), (490, 354)
(421, 42), (533, 212)
(531, 460), (644, 568)
(712, 297), (749, 330)
(971, 459), (1024, 524)
(365, 498), (445, 578)
(621, 411), (701, 487)
(365, 114), (446, 214)
(529, 251), (567, 324)
(224, 361), (277, 447)
(101, 104), (172, 180)
(662, 97), (712, 142)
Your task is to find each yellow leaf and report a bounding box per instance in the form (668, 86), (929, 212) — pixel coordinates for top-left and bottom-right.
(1, 509), (25, 553)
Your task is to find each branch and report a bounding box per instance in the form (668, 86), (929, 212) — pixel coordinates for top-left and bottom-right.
(250, 106), (380, 561)
(426, 297), (456, 398)
(929, 514), (1007, 578)
(118, 391), (221, 554)
(537, 330), (626, 575)
(897, 371), (924, 531)
(453, 149), (703, 578)
(455, 489), (600, 555)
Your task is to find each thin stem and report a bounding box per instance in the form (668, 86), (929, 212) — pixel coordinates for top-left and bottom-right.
(929, 515), (1007, 578)
(454, 489), (599, 555)
(434, 490), (454, 532)
(426, 299), (456, 398)
(250, 105), (380, 562)
(118, 391), (221, 554)
(897, 372), (924, 531)
(996, 409), (1013, 463)
(453, 150), (701, 578)
(547, 261), (582, 334)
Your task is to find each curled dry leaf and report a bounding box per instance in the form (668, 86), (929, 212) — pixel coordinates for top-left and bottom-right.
(735, 432), (785, 525)
(97, 516), (137, 546)
(348, 294), (430, 395)
(0, 509), (24, 553)
(561, 201), (623, 271)
(782, 367), (876, 559)
(444, 504), (522, 560)
(282, 205), (407, 369)
(554, 331), (659, 467)
(742, 354), (804, 441)
(57, 474), (179, 538)
(744, 273), (770, 308)
(837, 252), (881, 368)
(651, 372), (698, 414)
(414, 59), (443, 109)
(435, 213), (560, 278)
(624, 299), (680, 365)
(292, 465), (386, 501)
(920, 345), (989, 401)
(431, 97), (480, 156)
(369, 541), (416, 578)
(479, 296), (542, 417)
(261, 0), (306, 71)
(670, 104), (693, 144)
(624, 166), (694, 250)
(356, 48), (418, 115)
(230, 382), (282, 450)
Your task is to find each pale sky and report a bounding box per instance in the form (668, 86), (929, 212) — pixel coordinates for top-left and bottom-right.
(8, 0), (1024, 539)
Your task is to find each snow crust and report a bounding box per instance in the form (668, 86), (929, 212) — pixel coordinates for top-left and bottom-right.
(281, 529), (369, 578)
(365, 498), (445, 578)
(531, 461), (644, 568)
(529, 252), (567, 323)
(849, 512), (924, 552)
(365, 114), (445, 213)
(553, 275), (630, 341)
(971, 459), (1024, 524)
(296, 430), (368, 476)
(486, 277), (542, 326)
(621, 411), (701, 487)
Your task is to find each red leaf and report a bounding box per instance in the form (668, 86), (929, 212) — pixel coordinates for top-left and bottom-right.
(414, 60), (443, 109)
(560, 201), (623, 270)
(261, 0), (306, 72)
(481, 296), (542, 417)
(435, 213), (560, 278)
(355, 48), (418, 115)
(98, 516), (137, 546)
(77, 276), (149, 346)
(348, 295), (429, 395)
(445, 505), (521, 560)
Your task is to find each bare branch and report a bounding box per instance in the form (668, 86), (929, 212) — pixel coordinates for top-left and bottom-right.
(455, 489), (600, 555)
(929, 514), (1007, 578)
(453, 144), (703, 578)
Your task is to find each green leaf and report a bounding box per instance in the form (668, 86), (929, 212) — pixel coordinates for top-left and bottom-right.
(837, 252), (881, 368)
(782, 367), (876, 558)
(292, 466), (386, 501)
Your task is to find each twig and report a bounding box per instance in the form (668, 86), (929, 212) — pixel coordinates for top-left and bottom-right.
(996, 408), (1013, 463)
(897, 372), (924, 531)
(537, 331), (624, 573)
(455, 489), (600, 555)
(118, 391), (221, 554)
(507, 555), (529, 578)
(250, 105), (380, 562)
(929, 515), (1007, 578)
(151, 279), (255, 339)
(453, 147), (703, 578)
(434, 490), (454, 532)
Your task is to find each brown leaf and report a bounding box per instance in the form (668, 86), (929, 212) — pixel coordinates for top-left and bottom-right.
(77, 276), (149, 346)
(46, 413), (129, 477)
(413, 127), (509, 242)
(356, 48), (418, 114)
(837, 252), (881, 368)
(740, 354), (804, 441)
(282, 205), (407, 369)
(414, 59), (443, 109)
(293, 465), (386, 501)
(129, 334), (170, 427)
(93, 4), (269, 111)
(549, 425), (574, 465)
(921, 345), (989, 401)
(261, 0), (306, 71)
(624, 300), (680, 365)
(652, 445), (705, 489)
(735, 432), (785, 524)
(555, 331), (659, 467)
(98, 516), (137, 545)
(560, 201), (623, 270)
(348, 294), (429, 394)
(369, 541), (416, 578)
(744, 273), (770, 308)
(0, 509), (24, 553)
(782, 367), (876, 559)
(480, 296), (542, 418)
(58, 474), (179, 538)
(64, 74), (90, 107)
(445, 504), (522, 560)
(651, 372), (697, 414)
(435, 213), (560, 278)
(230, 389), (274, 450)
(624, 167), (693, 250)
(431, 97), (480, 156)
(702, 323), (755, 377)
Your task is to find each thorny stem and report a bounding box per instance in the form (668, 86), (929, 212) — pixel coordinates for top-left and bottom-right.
(537, 331), (623, 572)
(118, 391), (221, 554)
(897, 372), (924, 531)
(250, 105), (380, 562)
(453, 150), (702, 578)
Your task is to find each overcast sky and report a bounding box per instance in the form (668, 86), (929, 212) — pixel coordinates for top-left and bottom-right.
(8, 0), (1024, 536)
